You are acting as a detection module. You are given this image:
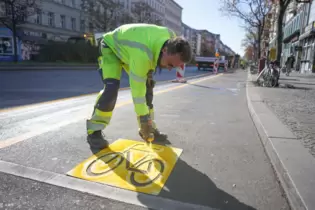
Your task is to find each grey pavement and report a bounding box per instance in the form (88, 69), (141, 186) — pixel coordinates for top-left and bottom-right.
(247, 71), (315, 210)
(0, 66), (213, 109)
(0, 71), (289, 210)
(256, 71), (315, 157)
(0, 172), (146, 210)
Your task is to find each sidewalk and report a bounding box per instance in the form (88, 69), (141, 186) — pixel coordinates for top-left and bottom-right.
(264, 71), (315, 157)
(247, 71), (315, 210)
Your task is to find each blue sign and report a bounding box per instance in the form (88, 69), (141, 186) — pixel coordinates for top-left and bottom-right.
(0, 27), (22, 62)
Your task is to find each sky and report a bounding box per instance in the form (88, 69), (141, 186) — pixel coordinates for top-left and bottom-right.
(173, 0), (246, 55)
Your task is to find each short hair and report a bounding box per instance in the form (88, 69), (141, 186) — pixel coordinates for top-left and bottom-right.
(166, 36), (192, 63)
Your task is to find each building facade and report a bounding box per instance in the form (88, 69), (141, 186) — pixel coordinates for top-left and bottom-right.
(164, 0), (182, 35)
(182, 23), (198, 55)
(0, 0), (236, 62)
(22, 0), (84, 42)
(198, 30), (216, 56)
(130, 0), (182, 35)
(267, 0), (314, 74)
(281, 1), (303, 67)
(131, 0), (165, 25)
(0, 0), (85, 61)
(299, 1), (315, 73)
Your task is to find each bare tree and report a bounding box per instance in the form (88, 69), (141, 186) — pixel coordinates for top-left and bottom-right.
(220, 0), (271, 59)
(244, 45), (255, 61)
(81, 0), (124, 32)
(241, 25), (258, 61)
(0, 0), (40, 62)
(132, 2), (163, 25)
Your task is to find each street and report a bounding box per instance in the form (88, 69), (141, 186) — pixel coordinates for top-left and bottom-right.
(0, 70), (289, 210)
(0, 66), (210, 109)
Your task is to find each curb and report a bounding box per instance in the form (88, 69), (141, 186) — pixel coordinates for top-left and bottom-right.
(246, 72), (315, 210)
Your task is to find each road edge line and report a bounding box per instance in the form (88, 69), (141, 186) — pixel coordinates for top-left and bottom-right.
(0, 160), (213, 210)
(246, 71), (315, 210)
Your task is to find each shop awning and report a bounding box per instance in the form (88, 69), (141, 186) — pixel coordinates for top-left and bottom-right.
(299, 30), (314, 41)
(20, 35), (48, 45)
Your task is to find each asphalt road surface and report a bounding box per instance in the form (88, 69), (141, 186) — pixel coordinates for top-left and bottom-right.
(0, 66), (210, 109)
(0, 70), (289, 210)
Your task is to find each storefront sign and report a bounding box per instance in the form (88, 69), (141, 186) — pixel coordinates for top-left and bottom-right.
(304, 21), (315, 33)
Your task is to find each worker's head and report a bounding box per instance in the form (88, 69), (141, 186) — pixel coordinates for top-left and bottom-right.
(160, 36), (192, 71)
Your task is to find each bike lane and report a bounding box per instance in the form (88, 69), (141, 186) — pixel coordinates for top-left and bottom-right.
(0, 71), (289, 210)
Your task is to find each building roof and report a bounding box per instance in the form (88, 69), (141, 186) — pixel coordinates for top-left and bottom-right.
(170, 0), (183, 9)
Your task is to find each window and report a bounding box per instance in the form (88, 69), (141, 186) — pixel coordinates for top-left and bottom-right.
(71, 0), (75, 7)
(71, 17), (76, 30)
(62, 0), (65, 4)
(35, 9), (42, 24)
(89, 22), (93, 31)
(60, 15), (66, 28)
(297, 16), (300, 29)
(80, 20), (85, 32)
(0, 37), (13, 55)
(48, 12), (55, 26)
(126, 0), (129, 9)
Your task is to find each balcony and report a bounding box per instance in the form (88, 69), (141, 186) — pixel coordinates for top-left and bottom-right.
(283, 12), (301, 42)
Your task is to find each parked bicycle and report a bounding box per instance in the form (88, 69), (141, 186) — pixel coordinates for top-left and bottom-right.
(257, 60), (280, 87)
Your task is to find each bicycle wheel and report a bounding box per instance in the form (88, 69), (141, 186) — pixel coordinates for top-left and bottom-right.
(86, 152), (124, 176)
(130, 159), (164, 187)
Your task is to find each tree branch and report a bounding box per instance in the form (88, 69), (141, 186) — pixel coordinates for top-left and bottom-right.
(0, 18), (12, 31)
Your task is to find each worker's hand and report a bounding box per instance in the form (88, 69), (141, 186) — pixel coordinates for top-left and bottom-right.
(139, 115), (154, 142)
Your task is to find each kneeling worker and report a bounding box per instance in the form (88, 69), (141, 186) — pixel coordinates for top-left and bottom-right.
(86, 23), (192, 149)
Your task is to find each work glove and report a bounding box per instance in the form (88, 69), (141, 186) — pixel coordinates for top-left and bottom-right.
(138, 114), (154, 142)
(147, 70), (155, 88)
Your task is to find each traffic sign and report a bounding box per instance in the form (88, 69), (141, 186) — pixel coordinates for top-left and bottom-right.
(67, 139), (183, 195)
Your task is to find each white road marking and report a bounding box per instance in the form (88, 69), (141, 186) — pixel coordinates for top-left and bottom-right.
(0, 74), (222, 149)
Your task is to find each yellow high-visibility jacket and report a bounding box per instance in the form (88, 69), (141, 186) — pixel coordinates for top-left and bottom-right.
(103, 23), (176, 117)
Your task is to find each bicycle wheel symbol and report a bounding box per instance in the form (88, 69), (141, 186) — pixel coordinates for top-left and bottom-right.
(130, 159), (165, 187)
(86, 152), (124, 176)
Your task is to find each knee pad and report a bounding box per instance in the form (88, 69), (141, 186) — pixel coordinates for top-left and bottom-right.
(97, 79), (120, 112)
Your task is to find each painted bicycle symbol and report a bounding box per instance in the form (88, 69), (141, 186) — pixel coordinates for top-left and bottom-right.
(86, 143), (165, 187)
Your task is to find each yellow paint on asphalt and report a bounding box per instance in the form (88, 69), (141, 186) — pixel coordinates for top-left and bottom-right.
(67, 139), (183, 195)
(0, 73), (222, 149)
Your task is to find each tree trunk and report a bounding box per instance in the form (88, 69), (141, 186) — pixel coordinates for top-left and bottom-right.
(257, 27), (261, 59)
(12, 22), (18, 62)
(276, 8), (285, 62)
(253, 44), (257, 62)
(10, 3), (18, 62)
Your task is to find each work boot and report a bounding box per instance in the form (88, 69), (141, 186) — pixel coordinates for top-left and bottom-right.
(139, 128), (168, 143)
(87, 130), (109, 150)
(153, 128), (168, 141)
